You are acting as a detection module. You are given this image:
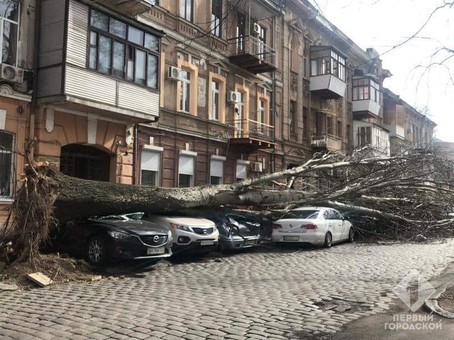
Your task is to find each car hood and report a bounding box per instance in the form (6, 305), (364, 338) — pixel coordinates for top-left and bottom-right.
(95, 219), (169, 234)
(158, 216), (215, 227)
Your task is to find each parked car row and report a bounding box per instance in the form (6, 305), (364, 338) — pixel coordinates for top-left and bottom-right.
(56, 207), (353, 266)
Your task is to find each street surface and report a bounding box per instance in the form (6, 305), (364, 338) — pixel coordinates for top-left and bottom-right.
(1, 240), (454, 339)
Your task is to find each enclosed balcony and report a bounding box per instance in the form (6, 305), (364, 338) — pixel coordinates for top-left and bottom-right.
(310, 47), (346, 99)
(228, 118), (275, 149)
(352, 77), (381, 118)
(311, 134), (342, 152)
(88, 0), (155, 16)
(385, 124), (405, 140)
(229, 36), (276, 74)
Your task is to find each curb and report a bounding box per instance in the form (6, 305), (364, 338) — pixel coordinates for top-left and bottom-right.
(424, 283), (454, 318)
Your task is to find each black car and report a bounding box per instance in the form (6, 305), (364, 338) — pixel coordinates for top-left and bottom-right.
(58, 215), (173, 265)
(203, 212), (261, 251)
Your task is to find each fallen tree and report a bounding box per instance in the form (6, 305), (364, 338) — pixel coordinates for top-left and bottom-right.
(1, 146), (454, 264)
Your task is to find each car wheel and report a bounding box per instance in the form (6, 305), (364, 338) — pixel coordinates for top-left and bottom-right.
(324, 232), (333, 248)
(87, 236), (107, 266)
(348, 228), (354, 243)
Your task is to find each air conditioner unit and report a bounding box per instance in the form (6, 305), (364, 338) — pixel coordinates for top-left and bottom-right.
(227, 91), (241, 103)
(253, 23), (261, 34)
(0, 64), (24, 83)
(168, 66), (182, 81)
(252, 162), (263, 172)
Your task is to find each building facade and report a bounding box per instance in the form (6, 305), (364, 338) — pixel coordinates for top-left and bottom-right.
(0, 0), (437, 225)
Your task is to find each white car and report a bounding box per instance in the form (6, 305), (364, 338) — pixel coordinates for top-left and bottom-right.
(271, 207), (354, 247)
(144, 214), (219, 254)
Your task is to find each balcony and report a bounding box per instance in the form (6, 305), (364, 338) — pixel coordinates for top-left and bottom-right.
(228, 36), (276, 74)
(228, 118), (275, 149)
(352, 99), (381, 119)
(88, 0), (154, 16)
(311, 134), (342, 152)
(310, 75), (346, 99)
(385, 124), (405, 140)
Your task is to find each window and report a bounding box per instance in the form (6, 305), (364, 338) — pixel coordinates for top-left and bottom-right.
(0, 0), (19, 65)
(211, 0), (222, 37)
(353, 78), (380, 102)
(310, 48), (346, 81)
(141, 148), (162, 186)
(180, 0), (193, 22)
(357, 126), (371, 146)
(303, 107), (309, 138)
(236, 161), (248, 181)
(178, 153), (195, 187)
(88, 9), (160, 89)
(211, 80), (220, 121)
(180, 69), (191, 113)
(290, 100), (297, 135)
(209, 73), (226, 122)
(0, 131), (14, 197)
(210, 157), (225, 185)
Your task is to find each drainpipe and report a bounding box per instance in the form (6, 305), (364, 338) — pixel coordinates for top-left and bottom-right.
(30, 0), (42, 160)
(133, 124), (138, 184)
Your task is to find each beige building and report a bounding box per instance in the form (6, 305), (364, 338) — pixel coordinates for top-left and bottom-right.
(0, 0), (439, 225)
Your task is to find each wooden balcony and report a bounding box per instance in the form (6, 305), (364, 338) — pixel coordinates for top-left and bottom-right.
(228, 36), (276, 74)
(311, 134), (342, 152)
(228, 118), (275, 149)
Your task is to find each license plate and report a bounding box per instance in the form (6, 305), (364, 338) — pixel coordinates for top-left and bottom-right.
(147, 247), (165, 255)
(283, 236), (299, 241)
(244, 240), (256, 246)
(200, 240), (214, 246)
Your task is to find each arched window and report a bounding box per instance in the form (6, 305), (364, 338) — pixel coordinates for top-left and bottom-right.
(0, 131), (14, 197)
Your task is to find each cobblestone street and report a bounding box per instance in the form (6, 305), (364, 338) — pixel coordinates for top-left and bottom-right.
(1, 240), (454, 339)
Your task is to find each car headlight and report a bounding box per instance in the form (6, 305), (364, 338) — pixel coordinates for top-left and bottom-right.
(170, 223), (192, 232)
(107, 231), (130, 239)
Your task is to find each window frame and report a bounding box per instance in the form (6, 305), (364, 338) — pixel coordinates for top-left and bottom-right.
(177, 60), (198, 115)
(310, 47), (346, 81)
(211, 0), (222, 37)
(0, 130), (15, 198)
(352, 77), (380, 103)
(140, 146), (163, 187)
(180, 0), (194, 22)
(88, 8), (160, 90)
(178, 151), (196, 187)
(208, 72), (226, 122)
(0, 0), (20, 66)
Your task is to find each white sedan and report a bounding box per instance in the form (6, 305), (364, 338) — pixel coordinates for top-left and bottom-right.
(271, 207), (354, 247)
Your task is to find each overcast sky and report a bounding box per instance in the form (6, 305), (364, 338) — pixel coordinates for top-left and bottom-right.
(310, 0), (454, 142)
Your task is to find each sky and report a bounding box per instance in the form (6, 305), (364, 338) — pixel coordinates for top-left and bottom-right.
(310, 0), (454, 142)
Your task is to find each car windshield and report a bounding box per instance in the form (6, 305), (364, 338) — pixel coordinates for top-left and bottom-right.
(280, 210), (320, 220)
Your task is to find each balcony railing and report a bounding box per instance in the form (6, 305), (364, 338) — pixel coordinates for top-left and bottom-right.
(228, 36), (276, 74)
(311, 134), (342, 152)
(89, 0), (154, 16)
(228, 118), (275, 148)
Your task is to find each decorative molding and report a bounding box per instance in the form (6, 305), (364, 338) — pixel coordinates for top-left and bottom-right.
(0, 84), (32, 102)
(45, 108), (54, 133)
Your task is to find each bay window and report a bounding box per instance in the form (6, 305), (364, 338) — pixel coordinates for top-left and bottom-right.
(353, 78), (380, 103)
(88, 9), (160, 89)
(311, 47), (346, 81)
